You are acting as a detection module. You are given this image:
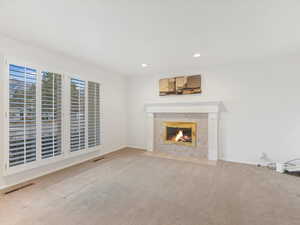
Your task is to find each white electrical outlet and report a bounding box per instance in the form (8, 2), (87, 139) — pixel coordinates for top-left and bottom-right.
(276, 163), (285, 173)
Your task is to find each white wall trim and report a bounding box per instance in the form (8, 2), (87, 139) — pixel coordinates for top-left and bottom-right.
(220, 158), (259, 166)
(0, 145), (127, 190)
(126, 145), (147, 150)
(125, 146), (260, 166)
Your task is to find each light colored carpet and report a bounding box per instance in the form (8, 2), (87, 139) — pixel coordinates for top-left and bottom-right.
(0, 148), (300, 225)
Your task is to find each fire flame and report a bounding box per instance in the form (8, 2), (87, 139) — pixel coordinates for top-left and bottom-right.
(175, 130), (184, 142)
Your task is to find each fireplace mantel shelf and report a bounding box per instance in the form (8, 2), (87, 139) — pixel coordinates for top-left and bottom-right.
(144, 100), (222, 161)
(144, 100), (221, 114)
(144, 100), (221, 106)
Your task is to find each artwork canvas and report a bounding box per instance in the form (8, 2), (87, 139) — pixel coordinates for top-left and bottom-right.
(159, 75), (201, 96)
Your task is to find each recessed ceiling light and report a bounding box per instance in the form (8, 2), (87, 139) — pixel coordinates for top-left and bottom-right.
(141, 63), (149, 68)
(193, 53), (201, 58)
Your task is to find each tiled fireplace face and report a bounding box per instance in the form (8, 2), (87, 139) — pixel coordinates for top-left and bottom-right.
(154, 113), (208, 159)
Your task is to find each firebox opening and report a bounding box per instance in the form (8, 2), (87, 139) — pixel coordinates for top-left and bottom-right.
(163, 121), (197, 147)
(166, 127), (192, 143)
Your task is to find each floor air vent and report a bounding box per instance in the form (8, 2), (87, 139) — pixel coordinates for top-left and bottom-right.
(4, 183), (35, 195)
(93, 157), (105, 162)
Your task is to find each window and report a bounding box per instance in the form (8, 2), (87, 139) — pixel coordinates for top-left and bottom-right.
(41, 72), (62, 159)
(6, 61), (102, 173)
(70, 78), (85, 152)
(88, 81), (101, 147)
(9, 64), (37, 167)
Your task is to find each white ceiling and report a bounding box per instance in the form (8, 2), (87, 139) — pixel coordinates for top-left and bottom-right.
(0, 0), (299, 76)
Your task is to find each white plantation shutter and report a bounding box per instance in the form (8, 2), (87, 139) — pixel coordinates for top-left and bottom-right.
(6, 62), (103, 173)
(9, 64), (37, 167)
(88, 81), (101, 147)
(41, 72), (62, 159)
(70, 78), (86, 152)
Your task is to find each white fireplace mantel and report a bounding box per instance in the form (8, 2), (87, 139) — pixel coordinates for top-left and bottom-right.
(144, 100), (221, 161)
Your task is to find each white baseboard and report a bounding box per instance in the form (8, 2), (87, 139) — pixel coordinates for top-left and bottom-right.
(1, 147), (260, 191)
(0, 145), (126, 191)
(126, 145), (147, 150)
(126, 147), (259, 166)
(220, 157), (258, 166)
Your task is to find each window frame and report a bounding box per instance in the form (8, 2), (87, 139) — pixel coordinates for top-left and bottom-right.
(3, 58), (102, 176)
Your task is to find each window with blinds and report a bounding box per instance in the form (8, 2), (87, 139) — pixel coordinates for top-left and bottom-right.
(9, 64), (37, 167)
(41, 72), (62, 159)
(88, 81), (100, 147)
(70, 78), (85, 152)
(7, 63), (101, 172)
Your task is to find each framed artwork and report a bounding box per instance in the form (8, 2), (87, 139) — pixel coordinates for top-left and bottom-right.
(159, 75), (201, 96)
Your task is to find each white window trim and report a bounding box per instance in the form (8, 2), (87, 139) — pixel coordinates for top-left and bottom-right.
(3, 57), (103, 176)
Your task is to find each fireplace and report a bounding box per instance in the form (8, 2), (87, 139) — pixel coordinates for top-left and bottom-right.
(145, 101), (221, 161)
(163, 121), (197, 147)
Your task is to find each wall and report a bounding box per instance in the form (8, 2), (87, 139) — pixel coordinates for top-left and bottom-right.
(0, 35), (127, 189)
(127, 55), (300, 164)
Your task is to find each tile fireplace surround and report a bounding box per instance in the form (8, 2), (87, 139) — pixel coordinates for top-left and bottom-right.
(154, 113), (208, 158)
(144, 101), (221, 161)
